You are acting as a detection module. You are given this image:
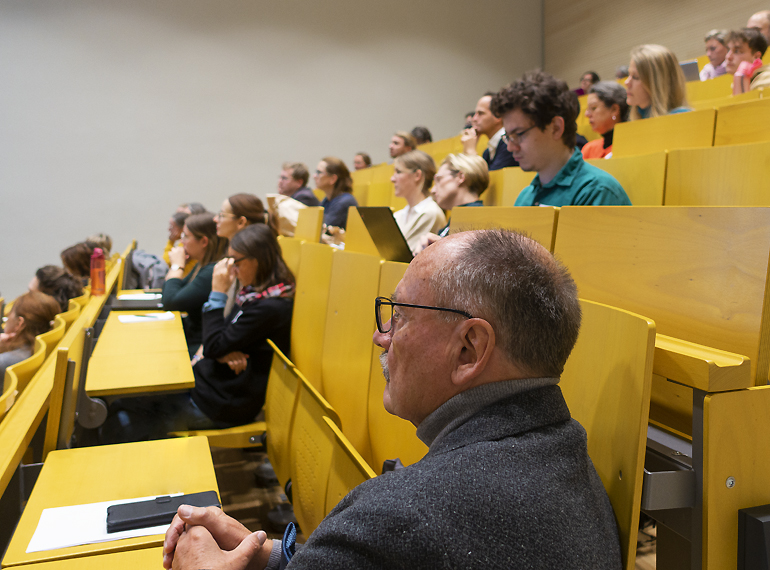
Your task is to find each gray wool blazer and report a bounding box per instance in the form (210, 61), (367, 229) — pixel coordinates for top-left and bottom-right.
(288, 384), (622, 569)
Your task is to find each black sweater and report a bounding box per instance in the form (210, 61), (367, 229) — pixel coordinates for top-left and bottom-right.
(191, 296), (293, 425)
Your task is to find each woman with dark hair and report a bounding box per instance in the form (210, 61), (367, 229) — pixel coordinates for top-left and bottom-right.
(103, 224), (294, 442)
(581, 82), (630, 159)
(29, 265), (83, 312)
(214, 193), (275, 240)
(315, 156), (358, 230)
(60, 242), (95, 285)
(163, 212), (228, 354)
(0, 291), (60, 379)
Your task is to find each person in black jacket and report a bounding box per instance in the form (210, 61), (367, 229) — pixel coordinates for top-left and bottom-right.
(460, 92), (519, 171)
(102, 224), (294, 443)
(191, 224), (294, 425)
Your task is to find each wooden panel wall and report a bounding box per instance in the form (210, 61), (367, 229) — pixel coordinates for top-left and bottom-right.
(544, 0), (761, 88)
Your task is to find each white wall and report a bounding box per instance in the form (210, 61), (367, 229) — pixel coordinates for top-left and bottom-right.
(0, 0), (543, 300)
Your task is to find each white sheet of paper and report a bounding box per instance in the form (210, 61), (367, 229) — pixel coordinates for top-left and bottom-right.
(116, 293), (162, 300)
(117, 312), (174, 323)
(27, 493), (182, 553)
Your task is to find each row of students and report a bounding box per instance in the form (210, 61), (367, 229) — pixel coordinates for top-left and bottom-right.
(102, 197), (295, 442)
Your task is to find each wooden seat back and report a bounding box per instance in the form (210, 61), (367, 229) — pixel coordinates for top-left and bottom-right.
(449, 206), (559, 251)
(0, 372), (17, 422)
(323, 416), (376, 516)
(289, 375), (341, 536)
(665, 141), (770, 205)
(714, 98), (770, 146)
(686, 74), (731, 102)
(560, 300), (655, 570)
(36, 315), (66, 358)
(494, 166), (536, 206)
(321, 250), (382, 462)
(277, 236), (303, 278)
(291, 242), (335, 391)
(612, 109), (715, 157)
(294, 207), (324, 243)
(6, 338), (47, 395)
(265, 341), (303, 489)
(554, 206), (770, 438)
(586, 151), (667, 205)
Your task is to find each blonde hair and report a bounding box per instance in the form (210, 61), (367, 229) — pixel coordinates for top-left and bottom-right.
(394, 150), (436, 196)
(629, 44), (688, 120)
(441, 154), (489, 198)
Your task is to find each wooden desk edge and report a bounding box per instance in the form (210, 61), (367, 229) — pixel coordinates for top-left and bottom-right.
(654, 334), (752, 392)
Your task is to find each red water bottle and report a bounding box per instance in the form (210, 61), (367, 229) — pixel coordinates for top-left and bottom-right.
(90, 248), (106, 295)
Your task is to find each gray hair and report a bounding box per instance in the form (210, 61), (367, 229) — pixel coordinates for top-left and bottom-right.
(429, 229), (582, 377)
(705, 29), (727, 45)
(588, 81), (630, 122)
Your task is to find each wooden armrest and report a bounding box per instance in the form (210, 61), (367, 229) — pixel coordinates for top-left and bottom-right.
(653, 334), (751, 392)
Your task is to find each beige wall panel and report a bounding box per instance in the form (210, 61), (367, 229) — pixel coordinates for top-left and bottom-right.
(0, 0), (542, 299)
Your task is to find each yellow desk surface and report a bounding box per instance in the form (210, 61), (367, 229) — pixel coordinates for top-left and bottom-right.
(2, 437), (216, 567)
(85, 311), (194, 397)
(12, 547), (164, 569)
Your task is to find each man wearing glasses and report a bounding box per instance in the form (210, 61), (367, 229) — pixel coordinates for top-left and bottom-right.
(164, 229), (621, 570)
(491, 70), (631, 207)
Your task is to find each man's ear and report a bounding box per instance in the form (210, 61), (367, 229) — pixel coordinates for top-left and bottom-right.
(550, 116), (565, 140)
(450, 318), (495, 387)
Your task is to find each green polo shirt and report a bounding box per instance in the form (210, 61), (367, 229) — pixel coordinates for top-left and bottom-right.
(514, 149), (632, 207)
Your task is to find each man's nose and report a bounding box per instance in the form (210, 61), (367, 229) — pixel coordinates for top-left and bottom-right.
(373, 322), (391, 349)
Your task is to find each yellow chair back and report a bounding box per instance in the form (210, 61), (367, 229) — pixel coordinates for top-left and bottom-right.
(294, 207), (324, 243)
(665, 140), (770, 205)
(560, 300), (655, 570)
(714, 98), (770, 146)
(0, 372), (17, 422)
(321, 250), (382, 462)
(36, 315), (66, 358)
(290, 375), (341, 536)
(324, 416), (376, 515)
(5, 338), (47, 395)
(587, 151), (667, 205)
(448, 206), (559, 252)
(613, 109), (715, 157)
(291, 243), (335, 391)
(277, 236), (303, 279)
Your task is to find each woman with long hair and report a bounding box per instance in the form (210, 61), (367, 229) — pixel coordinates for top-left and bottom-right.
(625, 44), (690, 120)
(162, 212), (228, 354)
(0, 291), (60, 378)
(104, 224), (294, 442)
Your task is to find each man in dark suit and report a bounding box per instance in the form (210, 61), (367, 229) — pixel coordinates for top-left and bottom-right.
(163, 229), (622, 570)
(461, 92), (519, 170)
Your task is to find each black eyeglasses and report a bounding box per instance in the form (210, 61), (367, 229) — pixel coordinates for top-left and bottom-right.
(502, 125), (535, 145)
(374, 296), (473, 334)
(230, 256), (251, 265)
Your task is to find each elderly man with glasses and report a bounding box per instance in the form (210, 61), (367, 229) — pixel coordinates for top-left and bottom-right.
(492, 70), (631, 207)
(163, 229), (622, 570)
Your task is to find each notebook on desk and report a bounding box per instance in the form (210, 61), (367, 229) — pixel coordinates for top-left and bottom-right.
(356, 207), (413, 263)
